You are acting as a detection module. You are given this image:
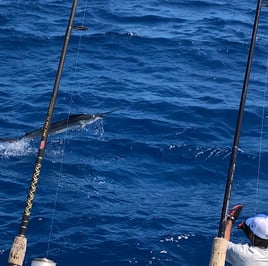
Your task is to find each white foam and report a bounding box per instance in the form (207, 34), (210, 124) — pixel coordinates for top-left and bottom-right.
(0, 139), (35, 158)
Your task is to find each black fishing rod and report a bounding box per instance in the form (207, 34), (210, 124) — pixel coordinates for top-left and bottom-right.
(209, 1), (265, 265)
(217, 0), (262, 237)
(8, 1), (78, 266)
(217, 0), (263, 238)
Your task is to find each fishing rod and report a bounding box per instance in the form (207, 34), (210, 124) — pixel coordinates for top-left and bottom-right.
(8, 1), (78, 266)
(209, 0), (264, 265)
(218, 0), (263, 239)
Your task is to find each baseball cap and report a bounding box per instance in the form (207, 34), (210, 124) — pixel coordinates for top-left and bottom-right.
(246, 214), (268, 240)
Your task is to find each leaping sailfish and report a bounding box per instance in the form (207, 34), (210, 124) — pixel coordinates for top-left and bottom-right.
(0, 109), (118, 143)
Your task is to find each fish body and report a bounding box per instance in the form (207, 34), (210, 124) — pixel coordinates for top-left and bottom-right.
(0, 110), (117, 142)
(23, 113), (102, 139)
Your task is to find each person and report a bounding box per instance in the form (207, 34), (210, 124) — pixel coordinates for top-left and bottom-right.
(224, 204), (268, 265)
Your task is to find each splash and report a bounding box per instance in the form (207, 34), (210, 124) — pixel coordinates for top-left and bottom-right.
(160, 233), (195, 243)
(0, 139), (35, 159)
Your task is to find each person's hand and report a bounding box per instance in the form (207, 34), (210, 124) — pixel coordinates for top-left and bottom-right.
(227, 204), (244, 223)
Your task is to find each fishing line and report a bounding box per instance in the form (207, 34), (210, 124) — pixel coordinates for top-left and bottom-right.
(46, 0), (89, 257)
(65, 0), (89, 123)
(254, 54), (268, 214)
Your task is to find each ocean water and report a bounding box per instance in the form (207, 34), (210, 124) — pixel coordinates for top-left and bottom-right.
(0, 0), (268, 265)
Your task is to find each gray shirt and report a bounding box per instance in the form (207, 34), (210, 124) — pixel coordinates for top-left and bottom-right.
(226, 241), (268, 266)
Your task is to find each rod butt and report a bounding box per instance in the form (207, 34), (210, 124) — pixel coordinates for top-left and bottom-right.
(208, 237), (227, 266)
(8, 235), (27, 266)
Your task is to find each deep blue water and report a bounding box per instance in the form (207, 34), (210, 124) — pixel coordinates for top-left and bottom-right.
(1, 1), (268, 265)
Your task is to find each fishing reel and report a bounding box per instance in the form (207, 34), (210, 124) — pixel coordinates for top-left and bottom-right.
(31, 258), (56, 266)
